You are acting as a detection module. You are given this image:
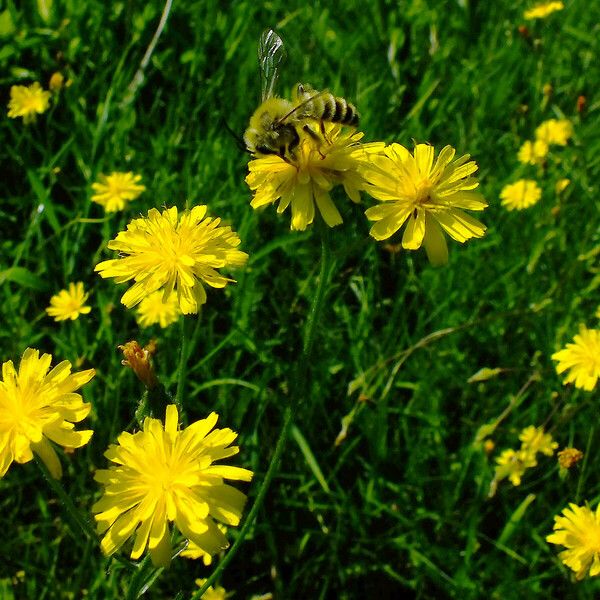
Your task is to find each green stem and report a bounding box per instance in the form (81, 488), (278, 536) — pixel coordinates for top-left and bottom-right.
(196, 222), (334, 598)
(175, 316), (192, 414)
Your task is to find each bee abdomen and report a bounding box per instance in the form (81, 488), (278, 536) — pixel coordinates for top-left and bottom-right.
(331, 97), (359, 126)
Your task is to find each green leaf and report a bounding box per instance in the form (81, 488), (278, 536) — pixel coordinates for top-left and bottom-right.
(0, 267), (47, 291)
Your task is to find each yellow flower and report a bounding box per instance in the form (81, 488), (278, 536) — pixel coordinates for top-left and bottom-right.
(557, 447), (583, 470)
(362, 143), (487, 266)
(94, 206), (248, 315)
(535, 119), (573, 146)
(552, 325), (600, 391)
(0, 348), (95, 479)
(46, 282), (92, 322)
(524, 1), (565, 19)
(500, 179), (542, 211)
(91, 172), (146, 212)
(194, 579), (227, 600)
(494, 448), (537, 486)
(547, 503), (600, 579)
(7, 82), (51, 124)
(519, 426), (558, 456)
(517, 139), (549, 165)
(93, 405), (252, 567)
(555, 178), (570, 194)
(136, 290), (180, 328)
(246, 123), (383, 231)
(182, 524), (227, 565)
(48, 72), (65, 93)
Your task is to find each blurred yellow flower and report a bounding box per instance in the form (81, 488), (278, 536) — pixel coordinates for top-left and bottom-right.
(136, 291), (180, 328)
(524, 1), (564, 19)
(535, 119), (572, 146)
(517, 140), (549, 165)
(555, 178), (570, 194)
(195, 579), (227, 600)
(182, 524), (227, 565)
(362, 143), (487, 265)
(93, 405), (252, 567)
(557, 447), (583, 470)
(547, 503), (600, 579)
(500, 179), (541, 211)
(552, 325), (600, 391)
(519, 426), (558, 456)
(49, 72), (64, 93)
(246, 123), (383, 231)
(494, 448), (536, 486)
(0, 348), (95, 479)
(46, 282), (92, 322)
(95, 206), (248, 315)
(91, 172), (145, 212)
(7, 82), (51, 124)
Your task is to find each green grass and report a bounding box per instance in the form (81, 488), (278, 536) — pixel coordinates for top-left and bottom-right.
(1, 0), (600, 598)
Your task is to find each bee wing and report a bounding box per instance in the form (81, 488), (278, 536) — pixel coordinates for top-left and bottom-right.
(259, 28), (285, 102)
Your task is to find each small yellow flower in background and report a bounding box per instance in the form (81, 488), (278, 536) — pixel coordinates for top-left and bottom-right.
(517, 139), (549, 165)
(48, 72), (64, 93)
(246, 123), (383, 231)
(95, 206), (248, 315)
(0, 348), (95, 479)
(500, 179), (542, 211)
(552, 325), (600, 391)
(194, 579), (227, 600)
(46, 282), (92, 322)
(494, 448), (536, 486)
(91, 172), (145, 212)
(362, 143), (487, 266)
(93, 405), (252, 567)
(519, 426), (558, 456)
(555, 178), (570, 195)
(535, 119), (573, 146)
(7, 82), (51, 124)
(136, 290), (181, 328)
(557, 447), (584, 470)
(182, 524), (228, 565)
(547, 503), (600, 579)
(524, 1), (565, 19)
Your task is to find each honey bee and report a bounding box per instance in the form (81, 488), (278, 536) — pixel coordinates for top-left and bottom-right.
(243, 29), (360, 157)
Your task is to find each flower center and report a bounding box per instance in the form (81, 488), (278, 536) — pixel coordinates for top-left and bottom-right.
(583, 526), (600, 553)
(415, 178), (434, 204)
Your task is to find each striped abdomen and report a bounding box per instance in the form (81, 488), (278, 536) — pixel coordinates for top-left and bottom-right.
(296, 84), (360, 127)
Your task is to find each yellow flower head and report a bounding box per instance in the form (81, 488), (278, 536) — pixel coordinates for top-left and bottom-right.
(555, 178), (570, 195)
(136, 290), (181, 328)
(7, 82), (51, 124)
(519, 426), (558, 456)
(362, 143), (487, 265)
(500, 179), (542, 211)
(94, 206), (248, 315)
(517, 139), (549, 165)
(93, 405), (253, 567)
(494, 448), (537, 486)
(91, 172), (146, 212)
(0, 348), (95, 479)
(46, 282), (92, 322)
(195, 579), (227, 600)
(535, 119), (572, 146)
(547, 503), (600, 579)
(524, 1), (565, 19)
(552, 325), (600, 391)
(246, 123), (383, 231)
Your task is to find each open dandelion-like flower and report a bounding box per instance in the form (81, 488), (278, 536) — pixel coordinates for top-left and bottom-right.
(517, 140), (549, 165)
(7, 82), (51, 124)
(246, 123), (383, 231)
(93, 405), (252, 567)
(500, 179), (542, 211)
(519, 426), (558, 456)
(136, 290), (181, 328)
(494, 448), (537, 486)
(0, 348), (95, 479)
(524, 1), (565, 19)
(46, 282), (92, 322)
(552, 325), (600, 391)
(91, 172), (146, 212)
(547, 503), (600, 579)
(362, 143), (487, 265)
(535, 119), (572, 146)
(95, 206), (248, 315)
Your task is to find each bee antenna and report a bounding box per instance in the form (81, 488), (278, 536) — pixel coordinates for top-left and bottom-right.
(220, 116), (248, 153)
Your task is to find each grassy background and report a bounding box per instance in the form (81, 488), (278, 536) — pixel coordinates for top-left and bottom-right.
(1, 0), (599, 598)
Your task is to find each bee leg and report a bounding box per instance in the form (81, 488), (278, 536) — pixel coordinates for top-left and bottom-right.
(303, 124), (326, 158)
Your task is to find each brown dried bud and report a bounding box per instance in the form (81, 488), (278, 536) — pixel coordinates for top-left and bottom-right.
(49, 72), (64, 92)
(576, 95), (586, 114)
(119, 341), (159, 389)
(557, 447), (583, 470)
